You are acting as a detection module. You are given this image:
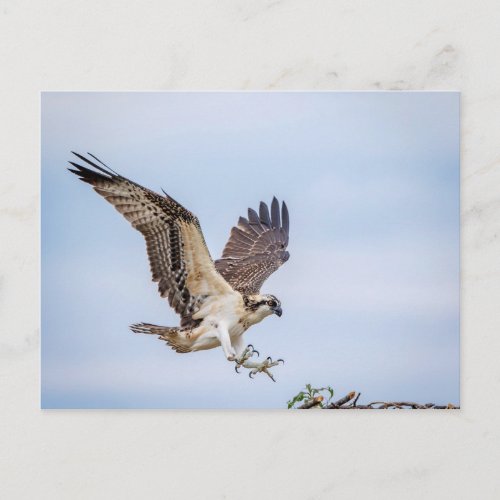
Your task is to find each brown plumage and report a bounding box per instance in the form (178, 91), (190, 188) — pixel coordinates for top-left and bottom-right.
(68, 152), (233, 330)
(215, 198), (290, 294)
(68, 152), (290, 363)
(129, 323), (192, 353)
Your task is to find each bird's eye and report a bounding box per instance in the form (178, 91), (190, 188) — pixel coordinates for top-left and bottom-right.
(268, 300), (277, 308)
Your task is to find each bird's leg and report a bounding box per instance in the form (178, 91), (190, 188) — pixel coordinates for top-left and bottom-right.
(234, 344), (260, 367)
(216, 326), (236, 360)
(234, 349), (284, 382)
(231, 337), (284, 381)
(243, 356), (284, 382)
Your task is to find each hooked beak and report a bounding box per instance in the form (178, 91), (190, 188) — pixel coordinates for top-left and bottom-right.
(273, 306), (282, 317)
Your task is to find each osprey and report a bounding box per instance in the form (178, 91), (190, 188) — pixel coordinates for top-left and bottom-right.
(68, 152), (290, 381)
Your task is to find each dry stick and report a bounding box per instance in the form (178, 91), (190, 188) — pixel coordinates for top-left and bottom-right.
(298, 392), (460, 409)
(352, 392), (361, 407)
(326, 391), (356, 409)
(298, 395), (324, 409)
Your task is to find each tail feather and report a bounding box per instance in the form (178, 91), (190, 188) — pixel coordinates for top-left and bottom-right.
(130, 322), (192, 353)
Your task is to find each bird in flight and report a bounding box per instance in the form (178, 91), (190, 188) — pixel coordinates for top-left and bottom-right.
(68, 152), (290, 381)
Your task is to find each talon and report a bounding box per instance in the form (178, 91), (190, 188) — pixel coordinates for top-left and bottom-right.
(233, 349), (283, 381)
(247, 345), (259, 357)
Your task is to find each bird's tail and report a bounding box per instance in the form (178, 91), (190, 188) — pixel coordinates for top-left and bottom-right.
(130, 323), (192, 353)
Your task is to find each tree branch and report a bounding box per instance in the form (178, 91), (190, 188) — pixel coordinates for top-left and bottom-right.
(297, 391), (459, 409)
(325, 391), (357, 408)
(298, 395), (324, 409)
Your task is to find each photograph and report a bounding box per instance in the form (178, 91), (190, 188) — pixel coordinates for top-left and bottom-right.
(41, 91), (459, 409)
(6, 2), (500, 497)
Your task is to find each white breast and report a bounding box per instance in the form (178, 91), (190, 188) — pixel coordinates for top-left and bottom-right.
(191, 292), (272, 347)
(192, 292), (244, 330)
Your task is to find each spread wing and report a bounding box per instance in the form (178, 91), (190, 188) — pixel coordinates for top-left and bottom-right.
(68, 152), (234, 328)
(215, 197), (290, 294)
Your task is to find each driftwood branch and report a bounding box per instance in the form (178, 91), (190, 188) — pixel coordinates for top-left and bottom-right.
(298, 391), (459, 410)
(298, 395), (324, 409)
(326, 391), (357, 409)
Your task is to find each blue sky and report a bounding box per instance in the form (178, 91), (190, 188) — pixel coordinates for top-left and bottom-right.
(41, 91), (459, 408)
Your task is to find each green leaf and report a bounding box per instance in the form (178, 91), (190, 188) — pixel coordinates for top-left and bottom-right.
(287, 384), (338, 408)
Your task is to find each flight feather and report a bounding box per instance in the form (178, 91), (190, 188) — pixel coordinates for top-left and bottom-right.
(215, 197), (290, 294)
(68, 152), (233, 328)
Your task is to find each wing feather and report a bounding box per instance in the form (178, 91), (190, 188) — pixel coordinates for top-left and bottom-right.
(271, 197), (281, 229)
(215, 199), (290, 294)
(247, 208), (264, 232)
(69, 152), (233, 327)
(237, 216), (257, 235)
(259, 202), (271, 228)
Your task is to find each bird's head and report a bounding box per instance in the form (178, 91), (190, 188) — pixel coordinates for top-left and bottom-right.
(244, 294), (282, 320)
